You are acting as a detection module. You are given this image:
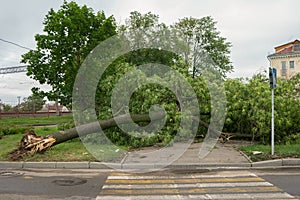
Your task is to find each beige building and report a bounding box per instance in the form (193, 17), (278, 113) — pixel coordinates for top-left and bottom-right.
(267, 39), (300, 79)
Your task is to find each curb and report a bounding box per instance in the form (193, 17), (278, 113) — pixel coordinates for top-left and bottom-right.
(0, 159), (300, 170)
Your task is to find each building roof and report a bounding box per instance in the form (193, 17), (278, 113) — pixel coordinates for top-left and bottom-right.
(276, 45), (293, 54)
(267, 51), (300, 59)
(274, 39), (299, 50)
(267, 39), (300, 59)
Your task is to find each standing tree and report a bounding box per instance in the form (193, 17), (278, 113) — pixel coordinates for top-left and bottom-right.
(172, 16), (232, 78)
(21, 93), (45, 112)
(119, 11), (174, 66)
(2, 104), (12, 112)
(21, 1), (116, 106)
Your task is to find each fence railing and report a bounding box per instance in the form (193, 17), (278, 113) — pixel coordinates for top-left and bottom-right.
(0, 111), (72, 118)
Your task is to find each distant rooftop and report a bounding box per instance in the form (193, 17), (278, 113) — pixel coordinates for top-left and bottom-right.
(268, 39), (300, 59)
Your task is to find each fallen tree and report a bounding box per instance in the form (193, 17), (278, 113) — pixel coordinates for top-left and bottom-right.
(9, 113), (164, 160)
(9, 113), (250, 160)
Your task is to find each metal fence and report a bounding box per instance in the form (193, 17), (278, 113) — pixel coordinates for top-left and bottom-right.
(0, 111), (72, 118)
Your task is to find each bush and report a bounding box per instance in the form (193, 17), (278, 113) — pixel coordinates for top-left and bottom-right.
(284, 133), (300, 145)
(0, 125), (32, 136)
(58, 121), (75, 131)
(224, 73), (300, 144)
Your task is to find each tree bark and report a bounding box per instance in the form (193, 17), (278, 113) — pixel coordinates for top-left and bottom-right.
(51, 113), (164, 144)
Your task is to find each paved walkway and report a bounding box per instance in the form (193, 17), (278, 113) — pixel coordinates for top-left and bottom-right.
(120, 140), (251, 169)
(174, 141), (250, 164)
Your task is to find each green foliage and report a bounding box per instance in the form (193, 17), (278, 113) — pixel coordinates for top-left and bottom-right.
(0, 125), (32, 136)
(284, 133), (300, 145)
(20, 92), (45, 111)
(2, 104), (12, 111)
(21, 1), (117, 106)
(58, 121), (75, 131)
(92, 11), (228, 148)
(172, 16), (232, 78)
(224, 73), (300, 144)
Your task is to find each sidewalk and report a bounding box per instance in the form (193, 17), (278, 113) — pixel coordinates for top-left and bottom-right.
(1, 140), (300, 170)
(119, 141), (251, 169)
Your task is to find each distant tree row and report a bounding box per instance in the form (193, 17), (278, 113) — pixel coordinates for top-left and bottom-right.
(0, 94), (44, 112)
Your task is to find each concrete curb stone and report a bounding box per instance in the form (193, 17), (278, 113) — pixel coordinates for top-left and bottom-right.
(0, 162), (23, 169)
(56, 162), (89, 169)
(282, 158), (300, 166)
(251, 159), (283, 167)
(89, 162), (111, 169)
(0, 160), (299, 170)
(23, 162), (56, 169)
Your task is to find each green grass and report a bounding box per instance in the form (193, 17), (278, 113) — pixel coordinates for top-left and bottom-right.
(0, 133), (23, 161)
(0, 115), (73, 126)
(0, 126), (126, 162)
(240, 143), (300, 162)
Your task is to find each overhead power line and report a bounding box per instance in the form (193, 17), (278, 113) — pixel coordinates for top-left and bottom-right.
(0, 65), (28, 74)
(0, 38), (32, 51)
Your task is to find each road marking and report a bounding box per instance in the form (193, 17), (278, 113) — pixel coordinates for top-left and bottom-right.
(100, 186), (281, 195)
(105, 177), (265, 184)
(97, 171), (296, 199)
(103, 181), (273, 189)
(23, 176), (33, 179)
(101, 186), (281, 195)
(97, 193), (296, 200)
(107, 172), (257, 180)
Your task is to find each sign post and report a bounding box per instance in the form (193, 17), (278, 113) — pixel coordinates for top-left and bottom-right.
(269, 67), (276, 155)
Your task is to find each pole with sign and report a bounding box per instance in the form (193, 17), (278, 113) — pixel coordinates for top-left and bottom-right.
(269, 67), (276, 155)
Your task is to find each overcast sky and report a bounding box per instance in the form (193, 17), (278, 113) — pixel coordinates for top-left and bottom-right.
(0, 0), (299, 103)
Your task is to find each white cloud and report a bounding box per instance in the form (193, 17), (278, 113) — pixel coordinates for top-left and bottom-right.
(0, 73), (50, 103)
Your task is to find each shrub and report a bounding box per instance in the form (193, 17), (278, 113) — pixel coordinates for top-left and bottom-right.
(0, 125), (32, 136)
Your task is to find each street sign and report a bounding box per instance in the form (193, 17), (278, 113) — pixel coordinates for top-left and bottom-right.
(269, 67), (277, 89)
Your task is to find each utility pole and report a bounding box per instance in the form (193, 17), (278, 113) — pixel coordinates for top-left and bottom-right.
(271, 86), (275, 155)
(17, 96), (21, 118)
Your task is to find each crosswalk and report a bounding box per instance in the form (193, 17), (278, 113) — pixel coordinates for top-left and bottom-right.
(97, 171), (297, 199)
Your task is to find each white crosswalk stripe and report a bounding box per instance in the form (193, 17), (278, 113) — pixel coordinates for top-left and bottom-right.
(97, 171), (297, 199)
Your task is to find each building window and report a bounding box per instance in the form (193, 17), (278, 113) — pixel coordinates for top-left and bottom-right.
(282, 61), (287, 76)
(294, 43), (299, 51)
(290, 61), (295, 69)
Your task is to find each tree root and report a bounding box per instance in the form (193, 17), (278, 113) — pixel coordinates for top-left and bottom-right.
(9, 130), (55, 161)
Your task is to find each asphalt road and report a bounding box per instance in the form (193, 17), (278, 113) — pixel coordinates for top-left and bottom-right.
(255, 168), (300, 199)
(0, 168), (299, 199)
(0, 169), (108, 200)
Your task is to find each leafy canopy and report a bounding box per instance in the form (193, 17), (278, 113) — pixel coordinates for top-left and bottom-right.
(21, 1), (116, 106)
(172, 16), (232, 78)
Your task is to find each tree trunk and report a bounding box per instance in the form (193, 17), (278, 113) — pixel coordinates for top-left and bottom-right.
(9, 113), (164, 160)
(51, 113), (163, 144)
